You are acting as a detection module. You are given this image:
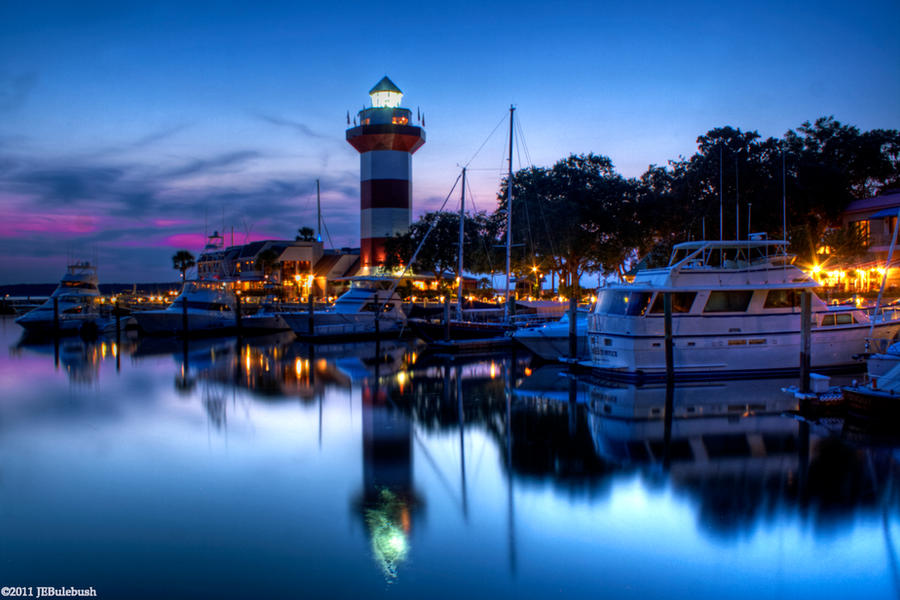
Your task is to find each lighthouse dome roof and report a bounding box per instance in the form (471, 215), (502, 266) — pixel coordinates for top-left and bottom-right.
(369, 76), (402, 95)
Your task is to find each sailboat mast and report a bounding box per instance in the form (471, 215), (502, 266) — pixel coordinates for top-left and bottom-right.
(316, 179), (322, 242)
(782, 147), (787, 243)
(457, 166), (466, 317)
(505, 106), (515, 320)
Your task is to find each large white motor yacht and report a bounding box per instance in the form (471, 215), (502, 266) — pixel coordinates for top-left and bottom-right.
(588, 239), (900, 381)
(280, 277), (406, 337)
(133, 281), (236, 335)
(15, 262), (101, 334)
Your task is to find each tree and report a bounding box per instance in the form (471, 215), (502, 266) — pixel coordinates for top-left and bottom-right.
(636, 119), (900, 266)
(383, 211), (497, 293)
(296, 226), (316, 241)
(172, 250), (195, 281)
(255, 248), (281, 280)
(498, 154), (641, 294)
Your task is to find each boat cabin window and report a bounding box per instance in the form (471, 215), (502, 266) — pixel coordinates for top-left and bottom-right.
(649, 292), (697, 314)
(596, 291), (652, 316)
(820, 313), (854, 326)
(703, 291), (753, 313)
(763, 289), (801, 309)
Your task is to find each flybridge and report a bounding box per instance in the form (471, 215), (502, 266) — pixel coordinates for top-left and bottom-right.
(668, 239), (794, 270)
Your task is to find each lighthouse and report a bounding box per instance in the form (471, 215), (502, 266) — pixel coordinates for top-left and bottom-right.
(346, 76), (426, 271)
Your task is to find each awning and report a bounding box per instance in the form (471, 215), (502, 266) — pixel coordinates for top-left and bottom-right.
(869, 207), (900, 218)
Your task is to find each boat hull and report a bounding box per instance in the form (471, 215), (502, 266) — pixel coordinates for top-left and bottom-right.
(280, 311), (404, 337)
(588, 321), (900, 382)
(512, 323), (587, 361)
(133, 310), (236, 335)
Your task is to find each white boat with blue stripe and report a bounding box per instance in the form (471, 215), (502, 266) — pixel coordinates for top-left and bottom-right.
(587, 238), (900, 381)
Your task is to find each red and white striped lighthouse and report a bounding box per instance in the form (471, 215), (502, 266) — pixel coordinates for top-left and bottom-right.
(346, 76), (425, 271)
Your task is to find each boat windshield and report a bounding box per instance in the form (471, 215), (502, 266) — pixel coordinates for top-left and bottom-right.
(60, 281), (97, 290)
(596, 291), (652, 316)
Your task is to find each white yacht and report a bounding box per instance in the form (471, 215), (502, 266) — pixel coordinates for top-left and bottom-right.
(132, 281), (237, 335)
(280, 277), (406, 337)
(588, 239), (900, 381)
(15, 262), (101, 335)
(511, 310), (588, 361)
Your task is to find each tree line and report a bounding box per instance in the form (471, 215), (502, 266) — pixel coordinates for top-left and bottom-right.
(385, 117), (900, 295)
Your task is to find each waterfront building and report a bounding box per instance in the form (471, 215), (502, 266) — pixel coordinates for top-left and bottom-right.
(346, 76), (426, 272)
(812, 187), (900, 292)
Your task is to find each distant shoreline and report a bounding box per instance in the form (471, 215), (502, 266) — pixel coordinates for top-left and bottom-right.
(0, 283), (182, 297)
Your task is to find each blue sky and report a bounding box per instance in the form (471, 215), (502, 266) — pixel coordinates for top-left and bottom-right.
(1, 0), (898, 282)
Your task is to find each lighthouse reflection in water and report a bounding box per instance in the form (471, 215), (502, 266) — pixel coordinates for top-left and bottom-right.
(2, 319), (898, 599)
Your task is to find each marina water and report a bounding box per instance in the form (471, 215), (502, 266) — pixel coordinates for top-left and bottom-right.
(0, 317), (895, 599)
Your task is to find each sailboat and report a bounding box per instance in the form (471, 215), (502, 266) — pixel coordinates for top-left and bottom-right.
(407, 107), (524, 346)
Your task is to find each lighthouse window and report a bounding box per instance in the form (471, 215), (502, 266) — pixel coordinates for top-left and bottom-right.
(392, 116), (409, 125)
(704, 291), (753, 313)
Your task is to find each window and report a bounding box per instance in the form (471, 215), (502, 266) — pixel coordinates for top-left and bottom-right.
(649, 292), (697, 314)
(764, 289), (800, 309)
(704, 291), (753, 313)
(852, 220), (870, 246)
(596, 291), (652, 316)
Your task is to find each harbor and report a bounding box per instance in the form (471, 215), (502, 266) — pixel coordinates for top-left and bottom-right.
(2, 316), (898, 598)
(3, 2), (900, 597)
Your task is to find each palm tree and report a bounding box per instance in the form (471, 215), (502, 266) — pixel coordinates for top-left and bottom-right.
(296, 226), (316, 242)
(172, 250), (196, 281)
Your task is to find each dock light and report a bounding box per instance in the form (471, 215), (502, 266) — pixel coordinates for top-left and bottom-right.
(811, 264), (822, 274)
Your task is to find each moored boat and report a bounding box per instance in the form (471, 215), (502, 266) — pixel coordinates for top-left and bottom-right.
(132, 281), (237, 335)
(588, 238), (900, 381)
(279, 277), (407, 338)
(15, 262), (101, 335)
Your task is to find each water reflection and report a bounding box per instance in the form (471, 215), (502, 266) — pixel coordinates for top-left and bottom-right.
(3, 317), (899, 598)
(358, 358), (418, 581)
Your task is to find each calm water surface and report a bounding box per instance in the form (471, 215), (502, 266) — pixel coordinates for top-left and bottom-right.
(0, 317), (896, 599)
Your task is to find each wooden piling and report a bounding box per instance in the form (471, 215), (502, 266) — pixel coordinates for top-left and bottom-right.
(444, 294), (451, 342)
(800, 290), (811, 393)
(181, 289), (188, 337)
(307, 294), (315, 336)
(53, 296), (60, 337)
(115, 298), (121, 372)
(567, 294), (577, 360)
(234, 292), (243, 335)
(664, 292), (674, 382)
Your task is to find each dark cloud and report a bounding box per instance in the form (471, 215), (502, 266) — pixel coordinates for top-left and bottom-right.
(163, 150), (261, 179)
(0, 71), (37, 112)
(255, 113), (327, 139)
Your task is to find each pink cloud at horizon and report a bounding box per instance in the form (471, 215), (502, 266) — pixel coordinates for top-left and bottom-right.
(162, 230), (287, 251)
(0, 213), (98, 238)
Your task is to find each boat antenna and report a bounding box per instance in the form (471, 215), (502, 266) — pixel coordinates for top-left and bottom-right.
(782, 144), (787, 245)
(504, 105), (515, 322)
(719, 144), (724, 242)
(735, 152), (740, 240)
